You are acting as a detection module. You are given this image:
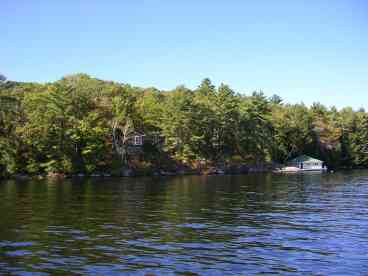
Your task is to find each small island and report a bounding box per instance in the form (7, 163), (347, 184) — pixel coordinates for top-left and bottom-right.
(1, 74), (367, 179)
(1, 1), (368, 274)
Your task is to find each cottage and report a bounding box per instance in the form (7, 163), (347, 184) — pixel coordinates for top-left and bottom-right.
(127, 132), (164, 146)
(288, 155), (326, 171)
(126, 132), (165, 154)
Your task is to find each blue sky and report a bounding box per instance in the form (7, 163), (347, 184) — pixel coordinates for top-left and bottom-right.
(1, 0), (367, 109)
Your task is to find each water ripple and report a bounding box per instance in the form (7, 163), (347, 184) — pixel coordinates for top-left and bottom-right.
(0, 172), (368, 274)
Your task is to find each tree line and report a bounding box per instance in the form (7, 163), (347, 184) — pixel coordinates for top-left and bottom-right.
(0, 73), (367, 177)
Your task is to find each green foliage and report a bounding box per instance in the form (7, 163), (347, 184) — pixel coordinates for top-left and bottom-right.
(237, 92), (273, 163)
(160, 86), (199, 160)
(0, 74), (367, 177)
(272, 103), (314, 162)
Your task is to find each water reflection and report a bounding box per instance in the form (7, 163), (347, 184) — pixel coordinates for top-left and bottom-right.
(0, 171), (368, 274)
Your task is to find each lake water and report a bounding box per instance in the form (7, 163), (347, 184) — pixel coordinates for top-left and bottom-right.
(0, 171), (368, 275)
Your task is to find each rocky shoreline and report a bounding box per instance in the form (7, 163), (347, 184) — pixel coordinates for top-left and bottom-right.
(6, 163), (277, 180)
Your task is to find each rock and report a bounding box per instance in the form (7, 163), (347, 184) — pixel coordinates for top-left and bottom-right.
(47, 172), (66, 178)
(14, 174), (29, 180)
(216, 169), (225, 175)
(177, 170), (187, 175)
(90, 173), (101, 177)
(121, 168), (133, 177)
(159, 170), (175, 176)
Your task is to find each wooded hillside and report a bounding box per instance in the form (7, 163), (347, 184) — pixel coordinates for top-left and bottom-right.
(1, 74), (367, 177)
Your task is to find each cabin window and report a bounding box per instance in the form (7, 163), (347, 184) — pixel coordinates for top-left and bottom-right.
(153, 135), (159, 144)
(134, 136), (143, 146)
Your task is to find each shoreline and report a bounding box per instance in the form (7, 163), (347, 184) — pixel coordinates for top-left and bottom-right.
(3, 164), (274, 180)
(2, 167), (339, 181)
(3, 164), (364, 181)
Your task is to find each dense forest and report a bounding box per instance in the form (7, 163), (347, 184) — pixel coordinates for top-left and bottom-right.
(0, 73), (367, 178)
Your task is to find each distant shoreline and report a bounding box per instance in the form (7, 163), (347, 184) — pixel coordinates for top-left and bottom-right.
(5, 166), (360, 181)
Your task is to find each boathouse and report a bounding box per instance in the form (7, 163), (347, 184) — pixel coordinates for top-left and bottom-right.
(288, 155), (326, 171)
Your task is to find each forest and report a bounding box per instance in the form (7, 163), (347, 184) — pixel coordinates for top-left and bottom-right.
(0, 73), (368, 178)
